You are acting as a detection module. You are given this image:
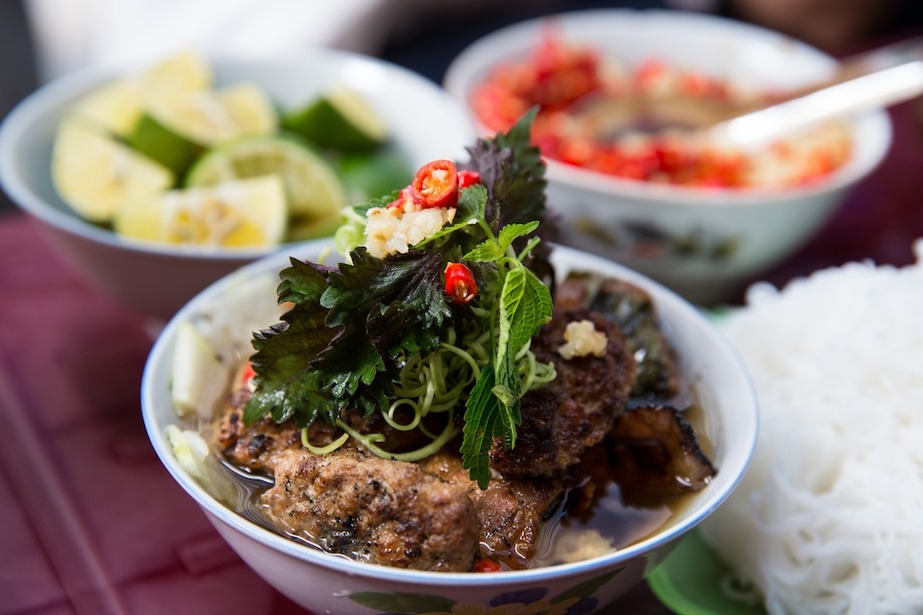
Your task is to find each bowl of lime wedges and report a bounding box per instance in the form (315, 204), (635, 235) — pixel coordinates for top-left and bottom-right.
(0, 48), (475, 319)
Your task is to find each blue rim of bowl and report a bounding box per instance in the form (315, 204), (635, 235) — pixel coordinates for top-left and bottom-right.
(141, 242), (759, 589)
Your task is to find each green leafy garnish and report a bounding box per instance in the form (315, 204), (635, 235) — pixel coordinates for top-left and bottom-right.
(244, 110), (553, 487)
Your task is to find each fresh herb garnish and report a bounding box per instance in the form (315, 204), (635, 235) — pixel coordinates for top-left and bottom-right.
(245, 110), (553, 487)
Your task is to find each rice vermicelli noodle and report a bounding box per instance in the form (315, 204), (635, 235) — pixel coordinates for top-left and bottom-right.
(700, 240), (923, 615)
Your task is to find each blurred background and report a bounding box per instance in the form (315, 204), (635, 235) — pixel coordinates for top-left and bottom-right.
(4, 0), (923, 272)
(5, 0), (923, 145)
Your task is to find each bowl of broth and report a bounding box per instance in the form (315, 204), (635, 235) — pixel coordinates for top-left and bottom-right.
(141, 117), (757, 612)
(141, 239), (757, 613)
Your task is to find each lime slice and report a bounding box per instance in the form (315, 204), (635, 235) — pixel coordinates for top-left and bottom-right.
(51, 116), (174, 223)
(186, 134), (346, 226)
(73, 50), (211, 137)
(335, 148), (412, 203)
(114, 175), (287, 248)
(127, 113), (203, 177)
(141, 83), (277, 149)
(281, 87), (388, 151)
(171, 321), (228, 418)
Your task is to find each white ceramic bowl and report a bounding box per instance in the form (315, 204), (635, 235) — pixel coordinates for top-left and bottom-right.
(443, 9), (892, 303)
(141, 241), (758, 614)
(0, 49), (474, 320)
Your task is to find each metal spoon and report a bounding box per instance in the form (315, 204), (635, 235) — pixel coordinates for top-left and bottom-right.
(573, 37), (923, 149)
(713, 57), (923, 148)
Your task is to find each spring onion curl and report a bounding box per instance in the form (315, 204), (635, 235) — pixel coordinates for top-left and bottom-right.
(333, 206), (368, 260)
(301, 327), (556, 461)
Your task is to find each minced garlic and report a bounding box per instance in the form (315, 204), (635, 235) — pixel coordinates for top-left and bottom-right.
(558, 320), (607, 359)
(364, 204), (456, 259)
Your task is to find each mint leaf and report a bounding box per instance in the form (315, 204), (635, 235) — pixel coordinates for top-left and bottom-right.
(491, 264), (553, 449)
(498, 221), (540, 253)
(500, 265), (554, 356)
(464, 239), (505, 263)
(461, 367), (502, 489)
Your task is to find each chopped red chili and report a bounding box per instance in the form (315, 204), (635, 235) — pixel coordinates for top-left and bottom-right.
(240, 361), (257, 387)
(458, 169), (481, 188)
(444, 262), (477, 305)
(472, 557), (502, 573)
(410, 159), (459, 209)
(470, 35), (848, 188)
(386, 186), (413, 211)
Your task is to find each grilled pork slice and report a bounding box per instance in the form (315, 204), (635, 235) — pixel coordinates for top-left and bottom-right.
(556, 273), (682, 400)
(216, 389), (432, 474)
(262, 445), (480, 572)
(215, 389), (301, 473)
(589, 278), (681, 400)
(419, 450), (564, 569)
(605, 404), (716, 507)
(488, 308), (636, 477)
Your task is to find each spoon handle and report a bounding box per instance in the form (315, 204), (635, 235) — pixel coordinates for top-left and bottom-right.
(714, 39), (923, 148)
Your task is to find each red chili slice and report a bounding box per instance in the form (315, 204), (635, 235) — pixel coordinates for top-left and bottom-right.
(411, 159), (459, 209)
(239, 361), (257, 388)
(458, 169), (481, 188)
(387, 186), (413, 211)
(472, 558), (502, 573)
(444, 262), (477, 305)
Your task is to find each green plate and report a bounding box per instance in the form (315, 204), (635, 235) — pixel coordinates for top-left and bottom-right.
(647, 530), (766, 615)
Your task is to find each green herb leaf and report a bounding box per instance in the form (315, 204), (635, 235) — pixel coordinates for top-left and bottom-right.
(467, 108), (546, 232)
(244, 259), (341, 426)
(461, 367), (502, 489)
(498, 221), (540, 253)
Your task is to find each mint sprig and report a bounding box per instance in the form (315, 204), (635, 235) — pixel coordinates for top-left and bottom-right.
(461, 223), (552, 487)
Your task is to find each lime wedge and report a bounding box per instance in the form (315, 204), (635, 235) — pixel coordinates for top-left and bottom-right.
(186, 134), (346, 230)
(141, 83), (277, 149)
(335, 148), (412, 203)
(114, 175), (287, 248)
(281, 87), (388, 151)
(127, 112), (203, 177)
(171, 321), (228, 418)
(51, 116), (174, 223)
(73, 50), (211, 137)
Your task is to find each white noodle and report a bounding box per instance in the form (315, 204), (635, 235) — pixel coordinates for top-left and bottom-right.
(699, 240), (923, 615)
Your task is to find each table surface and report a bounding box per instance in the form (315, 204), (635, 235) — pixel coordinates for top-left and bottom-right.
(4, 7), (923, 613)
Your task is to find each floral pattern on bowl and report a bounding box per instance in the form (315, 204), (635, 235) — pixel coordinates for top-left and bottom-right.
(350, 569), (623, 614)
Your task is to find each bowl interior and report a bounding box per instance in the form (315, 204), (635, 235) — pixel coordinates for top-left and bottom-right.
(443, 8), (891, 203)
(0, 47), (475, 259)
(141, 241), (758, 591)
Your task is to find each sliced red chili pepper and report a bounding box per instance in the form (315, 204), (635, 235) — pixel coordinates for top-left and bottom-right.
(458, 170), (481, 188)
(239, 361), (257, 388)
(386, 186), (413, 211)
(410, 159), (459, 209)
(472, 558), (502, 573)
(444, 262), (477, 305)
